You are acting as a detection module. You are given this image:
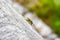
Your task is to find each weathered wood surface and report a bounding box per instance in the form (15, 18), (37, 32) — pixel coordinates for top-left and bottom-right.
(0, 0), (44, 40)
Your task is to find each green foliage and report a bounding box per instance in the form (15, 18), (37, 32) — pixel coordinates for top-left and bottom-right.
(26, 0), (60, 37)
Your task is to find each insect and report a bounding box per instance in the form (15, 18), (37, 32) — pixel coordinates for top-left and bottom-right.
(25, 18), (33, 25)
